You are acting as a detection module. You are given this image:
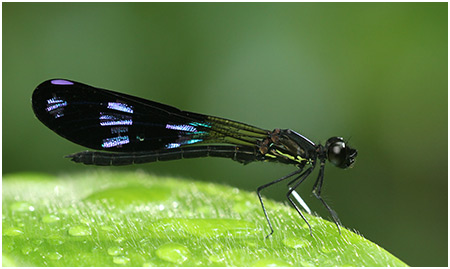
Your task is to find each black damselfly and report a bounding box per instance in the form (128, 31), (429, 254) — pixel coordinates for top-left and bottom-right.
(32, 79), (357, 237)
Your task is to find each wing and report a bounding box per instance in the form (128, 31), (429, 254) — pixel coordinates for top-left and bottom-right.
(32, 79), (269, 152)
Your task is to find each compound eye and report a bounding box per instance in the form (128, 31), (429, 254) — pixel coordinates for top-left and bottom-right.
(328, 141), (346, 167)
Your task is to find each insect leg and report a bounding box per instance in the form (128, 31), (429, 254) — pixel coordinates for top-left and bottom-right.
(286, 169), (312, 214)
(257, 169), (303, 238)
(312, 159), (342, 233)
(286, 166), (315, 236)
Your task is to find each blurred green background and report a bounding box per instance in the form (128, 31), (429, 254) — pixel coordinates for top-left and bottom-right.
(3, 3), (447, 266)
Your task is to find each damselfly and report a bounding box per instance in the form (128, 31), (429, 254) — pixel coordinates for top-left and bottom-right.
(32, 79), (357, 237)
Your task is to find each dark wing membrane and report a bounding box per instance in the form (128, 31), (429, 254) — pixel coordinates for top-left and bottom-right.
(32, 79), (269, 152)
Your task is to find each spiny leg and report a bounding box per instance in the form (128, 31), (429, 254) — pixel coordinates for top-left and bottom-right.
(286, 169), (313, 214)
(286, 166), (315, 236)
(257, 169), (303, 238)
(312, 160), (342, 233)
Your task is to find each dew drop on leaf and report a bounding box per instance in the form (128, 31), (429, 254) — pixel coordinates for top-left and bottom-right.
(113, 256), (130, 265)
(42, 214), (60, 223)
(107, 246), (123, 256)
(46, 235), (65, 245)
(47, 251), (63, 260)
(21, 246), (33, 255)
(155, 243), (190, 264)
(282, 237), (310, 249)
(11, 202), (35, 212)
(68, 225), (91, 237)
(4, 227), (24, 236)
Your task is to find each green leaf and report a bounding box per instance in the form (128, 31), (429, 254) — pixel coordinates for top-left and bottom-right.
(2, 171), (407, 266)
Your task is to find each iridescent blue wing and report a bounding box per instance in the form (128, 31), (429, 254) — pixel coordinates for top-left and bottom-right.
(32, 79), (268, 152)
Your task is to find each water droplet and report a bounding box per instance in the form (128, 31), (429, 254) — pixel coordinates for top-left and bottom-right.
(46, 235), (65, 245)
(47, 251), (63, 260)
(107, 246), (123, 256)
(156, 243), (190, 264)
(68, 225), (91, 237)
(42, 214), (60, 223)
(114, 237), (125, 243)
(4, 227), (24, 236)
(251, 257), (291, 267)
(21, 246), (33, 255)
(11, 202), (34, 212)
(113, 256), (130, 265)
(282, 237), (310, 249)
